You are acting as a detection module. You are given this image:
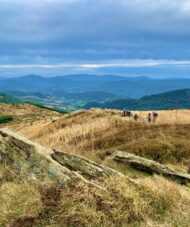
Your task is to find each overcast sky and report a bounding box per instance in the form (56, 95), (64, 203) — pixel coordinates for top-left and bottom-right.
(1, 0), (190, 77)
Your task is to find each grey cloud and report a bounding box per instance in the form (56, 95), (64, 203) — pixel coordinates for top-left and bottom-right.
(0, 0), (190, 76)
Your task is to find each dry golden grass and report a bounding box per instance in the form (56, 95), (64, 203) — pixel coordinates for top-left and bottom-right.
(0, 181), (42, 226)
(1, 174), (189, 227)
(0, 103), (60, 130)
(1, 108), (190, 226)
(132, 109), (190, 125)
(31, 176), (190, 226)
(20, 109), (190, 173)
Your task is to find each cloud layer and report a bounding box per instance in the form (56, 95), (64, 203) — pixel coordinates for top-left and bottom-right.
(1, 0), (190, 76)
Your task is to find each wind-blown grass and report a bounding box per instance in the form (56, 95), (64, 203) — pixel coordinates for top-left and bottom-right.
(1, 175), (190, 226)
(22, 109), (190, 170)
(1, 108), (190, 226)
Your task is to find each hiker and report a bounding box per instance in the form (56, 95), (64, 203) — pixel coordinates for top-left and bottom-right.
(134, 114), (139, 121)
(123, 109), (126, 116)
(127, 110), (131, 118)
(152, 112), (158, 123)
(147, 113), (151, 123)
(123, 109), (128, 117)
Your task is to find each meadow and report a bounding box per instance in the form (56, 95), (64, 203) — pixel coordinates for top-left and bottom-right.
(22, 109), (190, 173)
(1, 105), (190, 226)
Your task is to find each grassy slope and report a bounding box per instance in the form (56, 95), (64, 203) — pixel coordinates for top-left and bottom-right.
(1, 107), (190, 226)
(22, 109), (190, 171)
(0, 103), (61, 130)
(1, 173), (189, 226)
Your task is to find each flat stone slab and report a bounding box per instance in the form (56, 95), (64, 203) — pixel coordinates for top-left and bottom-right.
(111, 150), (190, 184)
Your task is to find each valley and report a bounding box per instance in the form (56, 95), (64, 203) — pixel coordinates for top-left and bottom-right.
(2, 75), (190, 112)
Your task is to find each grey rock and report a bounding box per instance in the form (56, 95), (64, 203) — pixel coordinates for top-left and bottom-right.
(111, 150), (190, 184)
(0, 129), (125, 185)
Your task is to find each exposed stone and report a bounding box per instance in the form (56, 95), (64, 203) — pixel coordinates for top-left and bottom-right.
(52, 151), (122, 180)
(0, 129), (76, 184)
(111, 150), (190, 184)
(0, 129), (124, 185)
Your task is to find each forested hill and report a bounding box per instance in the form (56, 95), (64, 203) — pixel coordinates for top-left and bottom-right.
(84, 89), (190, 110)
(0, 93), (20, 104)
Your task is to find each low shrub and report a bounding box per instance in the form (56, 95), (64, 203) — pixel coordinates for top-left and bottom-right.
(0, 115), (13, 124)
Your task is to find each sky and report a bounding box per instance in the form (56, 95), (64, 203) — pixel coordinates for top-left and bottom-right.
(1, 0), (190, 77)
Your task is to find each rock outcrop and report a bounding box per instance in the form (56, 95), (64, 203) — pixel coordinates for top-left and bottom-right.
(1, 128), (189, 186)
(0, 129), (123, 185)
(52, 151), (121, 180)
(111, 150), (190, 184)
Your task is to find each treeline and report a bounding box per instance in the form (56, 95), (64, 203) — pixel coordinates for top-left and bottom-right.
(0, 93), (20, 104)
(84, 89), (190, 110)
(26, 102), (68, 114)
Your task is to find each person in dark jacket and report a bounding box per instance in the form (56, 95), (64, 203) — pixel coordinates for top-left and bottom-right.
(134, 114), (139, 121)
(127, 110), (131, 118)
(147, 113), (151, 123)
(123, 109), (126, 116)
(152, 112), (158, 123)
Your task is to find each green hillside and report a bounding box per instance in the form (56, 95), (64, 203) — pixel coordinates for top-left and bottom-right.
(84, 89), (190, 110)
(0, 93), (20, 104)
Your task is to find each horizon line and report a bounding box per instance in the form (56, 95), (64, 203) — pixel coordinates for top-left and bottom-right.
(1, 59), (190, 70)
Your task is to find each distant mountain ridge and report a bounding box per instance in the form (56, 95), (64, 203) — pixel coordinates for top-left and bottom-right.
(2, 74), (190, 98)
(5, 90), (119, 104)
(84, 89), (190, 110)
